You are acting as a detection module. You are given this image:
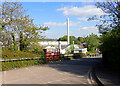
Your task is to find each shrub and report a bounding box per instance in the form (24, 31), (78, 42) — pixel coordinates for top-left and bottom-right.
(101, 29), (120, 71)
(2, 51), (41, 60)
(27, 43), (44, 57)
(33, 48), (45, 57)
(2, 59), (45, 71)
(67, 56), (74, 60)
(73, 53), (86, 58)
(65, 45), (74, 54)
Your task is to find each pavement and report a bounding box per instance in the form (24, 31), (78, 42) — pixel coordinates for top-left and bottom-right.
(1, 57), (102, 85)
(95, 64), (120, 86)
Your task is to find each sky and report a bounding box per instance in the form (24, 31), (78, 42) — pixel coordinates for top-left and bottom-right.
(2, 1), (105, 39)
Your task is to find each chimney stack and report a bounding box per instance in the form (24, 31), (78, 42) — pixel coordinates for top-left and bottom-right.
(67, 18), (69, 45)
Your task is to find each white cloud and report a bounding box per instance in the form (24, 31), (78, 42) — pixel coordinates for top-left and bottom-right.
(81, 26), (98, 31)
(57, 5), (105, 16)
(82, 26), (97, 30)
(44, 21), (80, 27)
(77, 17), (88, 21)
(44, 22), (66, 27)
(44, 32), (52, 34)
(70, 21), (81, 26)
(74, 26), (100, 37)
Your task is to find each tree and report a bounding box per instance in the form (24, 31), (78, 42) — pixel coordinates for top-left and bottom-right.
(17, 17), (49, 51)
(1, 2), (25, 51)
(58, 35), (77, 45)
(77, 37), (84, 46)
(78, 37), (84, 43)
(1, 2), (49, 51)
(69, 36), (74, 44)
(88, 0), (120, 34)
(89, 0), (120, 70)
(58, 35), (67, 41)
(84, 33), (100, 52)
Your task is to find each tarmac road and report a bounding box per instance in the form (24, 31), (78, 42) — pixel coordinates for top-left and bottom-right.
(2, 57), (102, 84)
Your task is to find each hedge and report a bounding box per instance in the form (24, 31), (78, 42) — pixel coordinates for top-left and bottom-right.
(2, 51), (41, 60)
(101, 29), (120, 71)
(1, 59), (45, 71)
(0, 51), (45, 71)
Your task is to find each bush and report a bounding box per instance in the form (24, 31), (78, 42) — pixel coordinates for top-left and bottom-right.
(33, 48), (45, 57)
(27, 43), (44, 57)
(65, 45), (74, 54)
(2, 51), (42, 60)
(73, 53), (87, 58)
(62, 53), (87, 60)
(2, 59), (45, 71)
(101, 29), (120, 70)
(68, 56), (74, 60)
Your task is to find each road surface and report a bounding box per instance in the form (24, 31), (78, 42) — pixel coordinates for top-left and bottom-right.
(2, 57), (102, 84)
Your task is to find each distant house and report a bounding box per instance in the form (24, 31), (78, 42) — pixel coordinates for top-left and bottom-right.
(74, 48), (87, 54)
(38, 41), (88, 54)
(38, 41), (68, 54)
(60, 44), (79, 54)
(44, 45), (56, 50)
(38, 41), (68, 48)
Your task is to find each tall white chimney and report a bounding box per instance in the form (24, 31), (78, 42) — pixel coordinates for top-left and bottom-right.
(67, 18), (69, 45)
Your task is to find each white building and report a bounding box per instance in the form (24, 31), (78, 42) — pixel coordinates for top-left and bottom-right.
(38, 41), (67, 46)
(38, 18), (87, 54)
(74, 48), (87, 54)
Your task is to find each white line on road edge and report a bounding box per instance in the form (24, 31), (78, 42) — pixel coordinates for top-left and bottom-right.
(77, 75), (84, 78)
(87, 69), (92, 84)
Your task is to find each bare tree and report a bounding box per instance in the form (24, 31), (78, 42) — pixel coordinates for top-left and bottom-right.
(88, 0), (120, 34)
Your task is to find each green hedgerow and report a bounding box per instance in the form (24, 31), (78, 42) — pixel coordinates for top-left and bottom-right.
(2, 51), (41, 60)
(2, 59), (45, 71)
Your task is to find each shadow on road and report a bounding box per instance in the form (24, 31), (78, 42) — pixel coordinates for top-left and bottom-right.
(2, 57), (102, 84)
(95, 63), (120, 85)
(47, 57), (102, 76)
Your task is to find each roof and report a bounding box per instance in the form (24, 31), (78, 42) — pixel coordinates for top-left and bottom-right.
(44, 45), (56, 49)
